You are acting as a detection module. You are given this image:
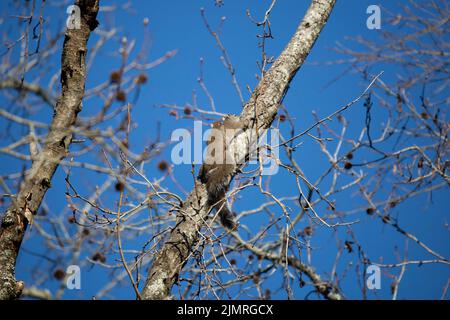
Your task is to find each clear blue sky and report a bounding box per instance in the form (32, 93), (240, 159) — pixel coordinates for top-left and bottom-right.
(1, 0), (448, 299)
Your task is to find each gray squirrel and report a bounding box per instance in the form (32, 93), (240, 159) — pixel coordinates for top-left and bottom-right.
(198, 115), (247, 229)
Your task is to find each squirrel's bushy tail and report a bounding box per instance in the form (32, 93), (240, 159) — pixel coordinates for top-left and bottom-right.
(211, 191), (236, 230)
(198, 164), (237, 230)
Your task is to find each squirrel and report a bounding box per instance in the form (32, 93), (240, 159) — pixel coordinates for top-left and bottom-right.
(198, 115), (246, 230)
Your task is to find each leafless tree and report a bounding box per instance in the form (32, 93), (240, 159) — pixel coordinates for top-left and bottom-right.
(0, 0), (448, 300)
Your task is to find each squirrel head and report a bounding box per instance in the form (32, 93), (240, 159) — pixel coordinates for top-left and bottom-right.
(222, 114), (245, 129)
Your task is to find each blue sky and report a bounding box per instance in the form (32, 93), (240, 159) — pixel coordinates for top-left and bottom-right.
(1, 0), (449, 299)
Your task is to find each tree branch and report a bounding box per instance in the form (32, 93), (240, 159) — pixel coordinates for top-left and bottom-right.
(141, 0), (337, 300)
(0, 79), (56, 108)
(0, 0), (99, 300)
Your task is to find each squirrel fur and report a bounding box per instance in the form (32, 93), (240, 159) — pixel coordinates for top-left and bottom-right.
(198, 115), (246, 229)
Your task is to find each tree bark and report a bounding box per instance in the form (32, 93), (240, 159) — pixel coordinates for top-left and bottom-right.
(0, 0), (99, 300)
(141, 0), (337, 300)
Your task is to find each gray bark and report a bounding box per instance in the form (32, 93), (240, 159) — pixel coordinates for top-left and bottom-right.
(0, 0), (100, 300)
(141, 0), (338, 300)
